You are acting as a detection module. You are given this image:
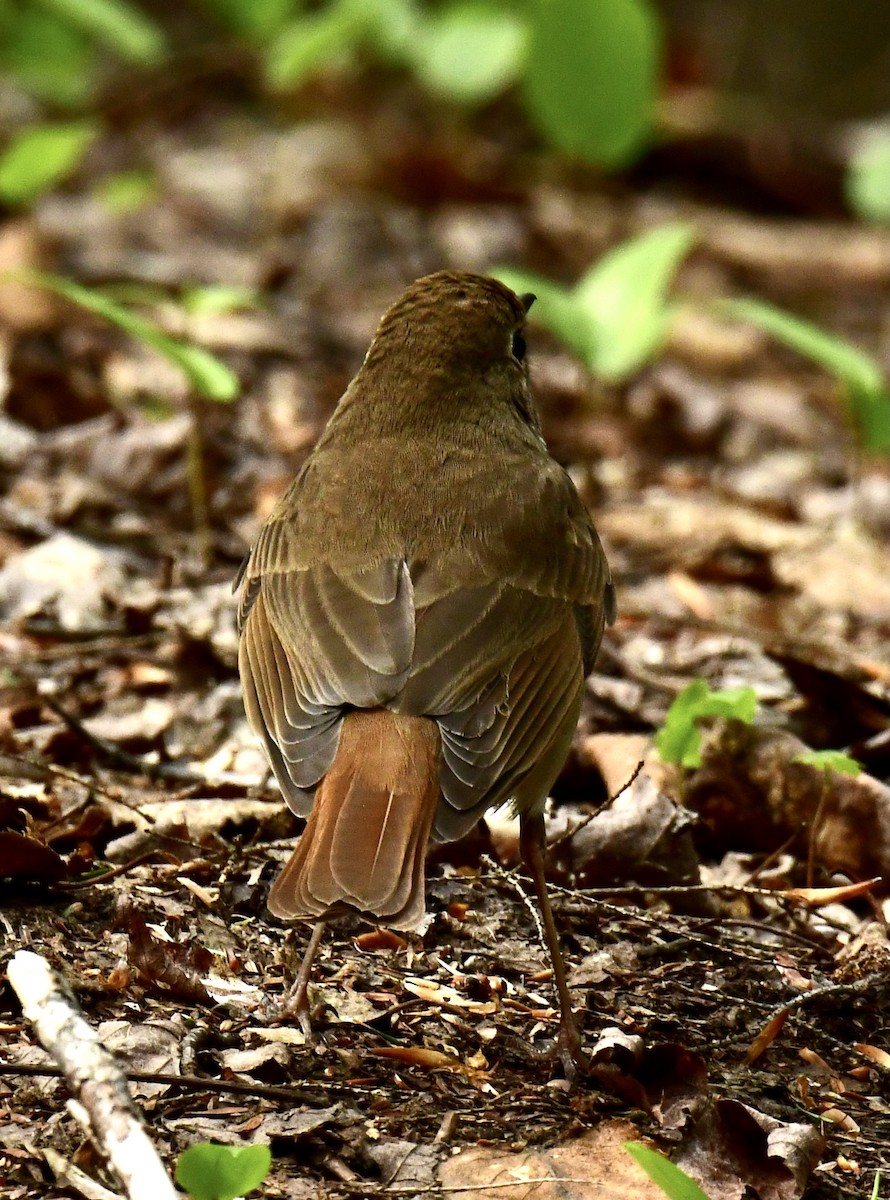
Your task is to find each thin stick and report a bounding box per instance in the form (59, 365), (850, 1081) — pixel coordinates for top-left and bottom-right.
(7, 951), (177, 1200)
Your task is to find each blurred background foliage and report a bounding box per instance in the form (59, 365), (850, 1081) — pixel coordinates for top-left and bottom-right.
(0, 0), (888, 217)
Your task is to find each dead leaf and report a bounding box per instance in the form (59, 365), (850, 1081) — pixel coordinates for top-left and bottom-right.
(123, 903), (214, 1004)
(686, 722), (890, 886)
(855, 1043), (890, 1069)
(373, 1045), (489, 1082)
(746, 1008), (790, 1064)
(437, 1121), (665, 1199)
(0, 533), (129, 632)
(355, 929), (408, 952)
(0, 829), (66, 885)
(785, 879), (880, 906)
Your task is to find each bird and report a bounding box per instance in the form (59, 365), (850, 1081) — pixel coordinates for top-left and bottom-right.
(235, 270), (615, 1074)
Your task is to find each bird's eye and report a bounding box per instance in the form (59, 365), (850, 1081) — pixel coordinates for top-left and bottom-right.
(511, 329), (526, 362)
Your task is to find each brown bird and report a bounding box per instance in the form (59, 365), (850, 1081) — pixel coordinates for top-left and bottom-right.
(236, 271), (614, 1073)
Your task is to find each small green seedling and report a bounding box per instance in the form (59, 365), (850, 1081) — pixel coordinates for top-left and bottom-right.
(38, 0), (167, 64)
(625, 1142), (710, 1200)
(0, 121), (98, 206)
(180, 284), (262, 317)
(96, 168), (158, 214)
(3, 271), (239, 403)
(499, 220), (888, 452)
(655, 679), (758, 769)
(793, 749), (862, 777)
(175, 1143), (272, 1200)
(498, 222), (695, 381)
(0, 269), (241, 567)
(720, 297), (889, 454)
(846, 133), (890, 226)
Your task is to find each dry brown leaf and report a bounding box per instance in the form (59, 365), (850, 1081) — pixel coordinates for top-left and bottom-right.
(0, 830), (66, 885)
(855, 1043), (890, 1069)
(554, 771), (703, 893)
(746, 1007), (790, 1064)
(354, 929), (408, 952)
(785, 879), (880, 906)
(437, 1121), (665, 1199)
(373, 1045), (489, 1082)
(686, 722), (890, 886)
(403, 977), (498, 1013)
(676, 1099), (824, 1200)
(818, 1107), (860, 1134)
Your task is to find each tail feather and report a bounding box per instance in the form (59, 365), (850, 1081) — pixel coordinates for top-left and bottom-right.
(267, 710), (440, 931)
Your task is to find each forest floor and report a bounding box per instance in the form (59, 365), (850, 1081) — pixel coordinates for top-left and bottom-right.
(0, 71), (889, 1200)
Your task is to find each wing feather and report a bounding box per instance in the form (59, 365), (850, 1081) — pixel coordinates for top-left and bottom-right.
(237, 451), (613, 831)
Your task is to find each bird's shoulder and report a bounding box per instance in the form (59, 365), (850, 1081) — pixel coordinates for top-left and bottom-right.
(241, 430), (607, 608)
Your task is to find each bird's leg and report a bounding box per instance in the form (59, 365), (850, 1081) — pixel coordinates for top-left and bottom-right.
(282, 919), (326, 1036)
(519, 812), (585, 1080)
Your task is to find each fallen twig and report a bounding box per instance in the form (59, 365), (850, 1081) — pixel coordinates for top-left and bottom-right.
(7, 950), (178, 1200)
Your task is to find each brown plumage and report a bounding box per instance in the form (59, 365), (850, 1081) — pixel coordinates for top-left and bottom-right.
(236, 271), (614, 1073)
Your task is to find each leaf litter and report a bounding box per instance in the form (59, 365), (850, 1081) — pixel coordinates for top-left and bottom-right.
(0, 81), (888, 1200)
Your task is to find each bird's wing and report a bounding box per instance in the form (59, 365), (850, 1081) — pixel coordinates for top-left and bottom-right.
(238, 539), (416, 811)
(237, 457), (612, 823)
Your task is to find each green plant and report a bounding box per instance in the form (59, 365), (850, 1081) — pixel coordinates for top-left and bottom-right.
(720, 297), (890, 454)
(95, 167), (158, 213)
(175, 1143), (272, 1200)
(654, 680), (758, 769)
(846, 133), (890, 226)
(5, 271), (239, 402)
(498, 222), (694, 380)
(0, 0), (166, 106)
(0, 121), (98, 205)
(793, 750), (861, 777)
(2, 0), (664, 171)
(625, 1142), (710, 1200)
(498, 223), (889, 452)
(0, 270), (240, 567)
(412, 2), (528, 105)
(523, 0), (660, 167)
(259, 0), (661, 167)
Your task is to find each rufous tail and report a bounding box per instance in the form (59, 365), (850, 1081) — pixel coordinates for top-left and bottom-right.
(267, 710), (440, 931)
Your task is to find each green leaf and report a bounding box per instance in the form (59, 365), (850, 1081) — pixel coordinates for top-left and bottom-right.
(0, 121), (98, 206)
(181, 284), (261, 316)
(6, 272), (240, 402)
(264, 0), (365, 90)
(413, 4), (528, 105)
(497, 223), (693, 381)
(96, 168), (157, 214)
(359, 0), (421, 63)
(655, 679), (758, 769)
(793, 750), (862, 777)
(625, 1142), (710, 1200)
(523, 0), (660, 168)
(493, 267), (594, 362)
(573, 222), (694, 378)
(0, 7), (95, 106)
(37, 0), (167, 64)
(175, 1143), (272, 1200)
(722, 296), (890, 454)
(201, 0), (299, 42)
(846, 133), (890, 226)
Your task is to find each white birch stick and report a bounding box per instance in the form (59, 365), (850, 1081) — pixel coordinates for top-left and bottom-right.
(7, 950), (179, 1200)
